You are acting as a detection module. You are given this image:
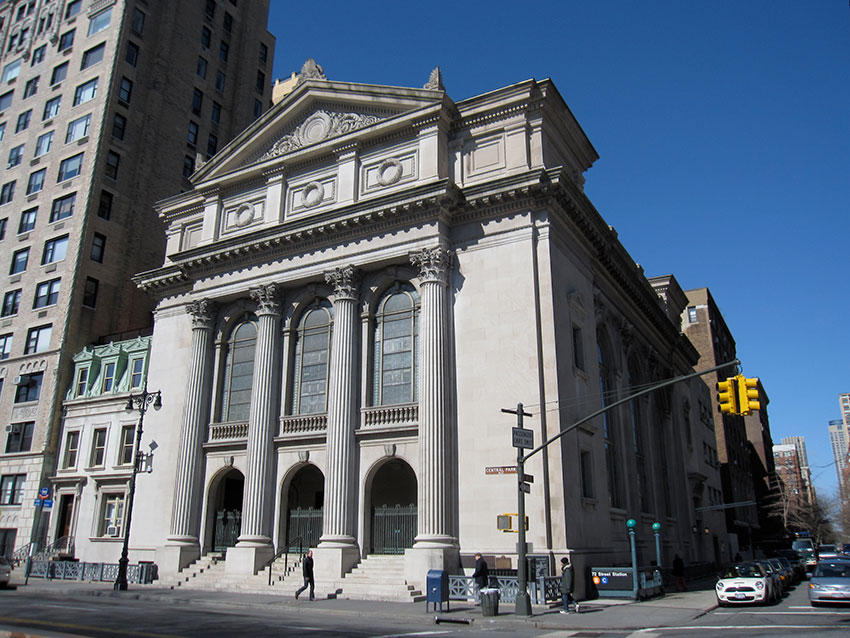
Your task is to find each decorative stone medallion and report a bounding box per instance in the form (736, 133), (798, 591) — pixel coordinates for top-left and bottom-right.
(302, 181), (324, 208)
(376, 158), (403, 186)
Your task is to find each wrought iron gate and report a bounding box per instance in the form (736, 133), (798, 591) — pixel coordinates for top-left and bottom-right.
(213, 509), (241, 553)
(371, 504), (417, 554)
(286, 507), (323, 550)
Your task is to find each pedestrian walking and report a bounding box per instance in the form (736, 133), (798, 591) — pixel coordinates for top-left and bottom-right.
(295, 549), (315, 600)
(559, 556), (577, 614)
(672, 553), (687, 591)
(472, 553), (489, 604)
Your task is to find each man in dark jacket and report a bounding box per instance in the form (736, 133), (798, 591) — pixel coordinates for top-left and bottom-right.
(472, 553), (489, 604)
(295, 549), (315, 600)
(560, 556), (577, 613)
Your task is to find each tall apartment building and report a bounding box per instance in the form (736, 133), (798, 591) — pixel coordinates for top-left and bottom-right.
(829, 398), (850, 503)
(682, 288), (761, 557)
(0, 0), (274, 560)
(773, 443), (807, 515)
(781, 435), (814, 505)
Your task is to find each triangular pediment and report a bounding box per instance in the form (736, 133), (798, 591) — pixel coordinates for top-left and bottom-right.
(193, 79), (449, 182)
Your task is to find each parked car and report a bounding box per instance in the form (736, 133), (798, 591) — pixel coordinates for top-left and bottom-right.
(818, 544), (841, 560)
(772, 557), (796, 588)
(774, 549), (806, 582)
(0, 557), (10, 588)
(792, 538), (818, 572)
(809, 560), (850, 606)
(716, 562), (772, 606)
(757, 559), (783, 599)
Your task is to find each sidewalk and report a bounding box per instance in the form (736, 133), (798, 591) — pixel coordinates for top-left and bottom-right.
(6, 575), (718, 632)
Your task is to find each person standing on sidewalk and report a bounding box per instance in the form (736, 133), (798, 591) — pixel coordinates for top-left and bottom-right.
(472, 553), (489, 604)
(672, 553), (687, 591)
(560, 556), (576, 614)
(295, 550), (314, 600)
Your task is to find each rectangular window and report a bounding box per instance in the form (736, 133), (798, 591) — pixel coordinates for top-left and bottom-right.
(104, 150), (120, 179)
(58, 153), (84, 181)
(26, 168), (45, 195)
(66, 113), (91, 142)
(9, 247), (28, 274)
(34, 130), (53, 156)
(0, 122), (5, 141)
(215, 71), (225, 92)
(211, 101), (221, 124)
(51, 62), (69, 85)
(223, 12), (233, 33)
(75, 367), (88, 396)
(65, 0), (82, 20)
(102, 361), (116, 392)
(118, 77), (132, 105)
(7, 145), (23, 167)
(0, 474), (25, 505)
(0, 180), (15, 204)
(73, 77), (97, 105)
(98, 190), (113, 220)
(23, 76), (38, 98)
(43, 95), (60, 120)
(187, 121), (199, 145)
(82, 276), (99, 307)
(1, 58), (22, 83)
(112, 113), (126, 140)
(125, 42), (139, 67)
(573, 326), (584, 371)
(687, 306), (698, 323)
(580, 450), (594, 499)
(87, 8), (112, 36)
(119, 425), (134, 465)
(90, 232), (105, 262)
(0, 334), (12, 359)
(50, 193), (75, 222)
(58, 29), (75, 52)
(256, 70), (265, 93)
(197, 56), (207, 79)
(15, 371), (43, 402)
(182, 155), (194, 178)
(259, 43), (268, 65)
(90, 428), (107, 466)
(131, 8), (145, 35)
(31, 45), (46, 66)
(33, 278), (60, 308)
(101, 494), (125, 536)
(42, 235), (68, 264)
(253, 99), (262, 119)
(200, 26), (211, 48)
(219, 41), (229, 63)
(0, 91), (12, 111)
(18, 207), (37, 233)
(63, 431), (79, 468)
(81, 43), (105, 70)
(207, 133), (218, 158)
(0, 217), (5, 239)
(1, 290), (21, 316)
(15, 109), (31, 132)
(4, 422), (33, 453)
(130, 358), (144, 389)
(24, 324), (51, 354)
(192, 88), (203, 114)
(205, 0), (216, 20)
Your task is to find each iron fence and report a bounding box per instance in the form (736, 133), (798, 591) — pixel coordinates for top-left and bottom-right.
(448, 574), (561, 604)
(371, 504), (416, 554)
(27, 560), (157, 584)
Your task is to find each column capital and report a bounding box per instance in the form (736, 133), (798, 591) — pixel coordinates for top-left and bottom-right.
(325, 265), (360, 301)
(186, 299), (217, 330)
(250, 284), (281, 317)
(410, 247), (453, 284)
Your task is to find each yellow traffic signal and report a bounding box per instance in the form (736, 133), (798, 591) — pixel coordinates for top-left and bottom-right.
(716, 377), (738, 415)
(736, 375), (760, 415)
(497, 513), (529, 533)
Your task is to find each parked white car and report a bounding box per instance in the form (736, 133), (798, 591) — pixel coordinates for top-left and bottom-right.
(716, 562), (772, 605)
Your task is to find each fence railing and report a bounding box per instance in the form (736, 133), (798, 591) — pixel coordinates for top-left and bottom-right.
(279, 414), (327, 435)
(208, 421), (249, 441)
(448, 574), (560, 604)
(26, 560), (158, 584)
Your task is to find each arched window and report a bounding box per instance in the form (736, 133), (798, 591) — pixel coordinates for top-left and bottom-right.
(221, 317), (256, 422)
(372, 284), (419, 406)
(598, 337), (621, 508)
(292, 300), (332, 414)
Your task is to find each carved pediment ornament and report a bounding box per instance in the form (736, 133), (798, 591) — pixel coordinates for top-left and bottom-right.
(262, 110), (382, 160)
(424, 67), (444, 91)
(297, 58), (326, 84)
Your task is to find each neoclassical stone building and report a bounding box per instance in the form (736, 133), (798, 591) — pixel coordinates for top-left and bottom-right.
(131, 66), (722, 595)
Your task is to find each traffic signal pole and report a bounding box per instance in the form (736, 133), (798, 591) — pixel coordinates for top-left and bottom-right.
(505, 358), (740, 616)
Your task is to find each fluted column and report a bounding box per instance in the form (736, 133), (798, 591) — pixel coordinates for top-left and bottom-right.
(169, 299), (216, 545)
(319, 265), (359, 547)
(237, 284), (281, 546)
(410, 247), (455, 546)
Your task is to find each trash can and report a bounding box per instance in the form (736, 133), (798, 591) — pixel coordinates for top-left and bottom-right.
(480, 588), (499, 616)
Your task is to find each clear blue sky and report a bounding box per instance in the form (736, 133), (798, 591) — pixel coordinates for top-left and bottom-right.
(268, 2), (850, 497)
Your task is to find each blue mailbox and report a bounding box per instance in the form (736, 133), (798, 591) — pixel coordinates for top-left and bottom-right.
(426, 569), (450, 612)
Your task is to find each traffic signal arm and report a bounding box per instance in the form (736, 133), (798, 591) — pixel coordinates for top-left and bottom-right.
(716, 377), (738, 415)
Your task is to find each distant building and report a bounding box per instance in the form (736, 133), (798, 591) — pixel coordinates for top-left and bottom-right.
(773, 443), (807, 514)
(829, 416), (849, 502)
(781, 436), (814, 505)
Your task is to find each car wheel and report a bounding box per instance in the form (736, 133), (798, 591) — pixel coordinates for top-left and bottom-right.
(810, 601), (821, 607)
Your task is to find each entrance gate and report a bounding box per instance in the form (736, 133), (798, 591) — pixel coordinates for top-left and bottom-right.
(212, 509), (241, 552)
(286, 507), (323, 550)
(371, 504), (417, 554)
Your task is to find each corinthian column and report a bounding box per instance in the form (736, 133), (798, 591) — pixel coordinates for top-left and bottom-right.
(163, 299), (216, 570)
(319, 266), (359, 548)
(410, 247), (456, 547)
(237, 284), (282, 549)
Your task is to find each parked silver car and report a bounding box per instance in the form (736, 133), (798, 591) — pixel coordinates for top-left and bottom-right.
(809, 560), (850, 605)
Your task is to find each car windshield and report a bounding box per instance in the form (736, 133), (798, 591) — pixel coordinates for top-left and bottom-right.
(813, 563), (850, 578)
(792, 540), (813, 551)
(723, 563), (762, 579)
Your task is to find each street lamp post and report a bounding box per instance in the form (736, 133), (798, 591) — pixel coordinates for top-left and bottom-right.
(652, 522), (662, 569)
(626, 518), (638, 599)
(114, 383), (161, 591)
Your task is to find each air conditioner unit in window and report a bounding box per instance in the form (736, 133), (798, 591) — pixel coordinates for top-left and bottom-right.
(13, 375), (28, 386)
(106, 525), (120, 537)
(7, 423), (21, 434)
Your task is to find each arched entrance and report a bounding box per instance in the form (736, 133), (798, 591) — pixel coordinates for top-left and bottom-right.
(285, 464), (324, 551)
(370, 458), (417, 554)
(208, 468), (243, 554)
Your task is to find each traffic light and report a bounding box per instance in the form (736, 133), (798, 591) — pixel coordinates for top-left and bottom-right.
(716, 377), (738, 415)
(736, 375), (760, 415)
(497, 513), (529, 533)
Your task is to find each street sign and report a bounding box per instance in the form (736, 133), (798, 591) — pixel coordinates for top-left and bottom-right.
(42, 499), (53, 508)
(522, 473), (534, 484)
(519, 482), (531, 494)
(512, 427), (533, 449)
(486, 466), (518, 475)
(38, 487), (50, 499)
(33, 499), (42, 508)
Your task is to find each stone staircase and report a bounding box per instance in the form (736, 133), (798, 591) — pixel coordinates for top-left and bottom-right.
(324, 554), (424, 602)
(152, 552), (302, 594)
